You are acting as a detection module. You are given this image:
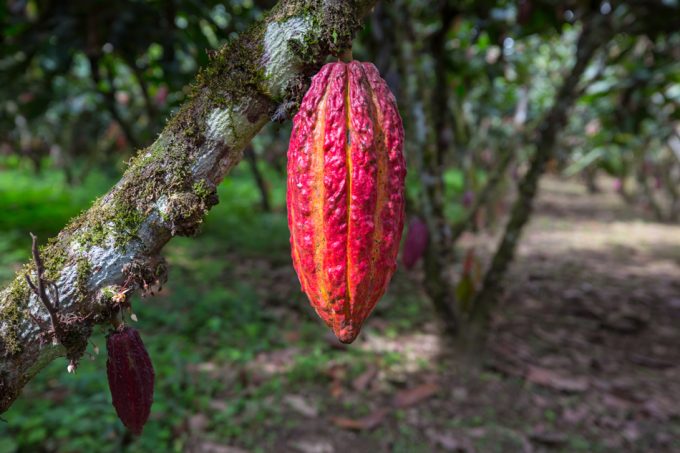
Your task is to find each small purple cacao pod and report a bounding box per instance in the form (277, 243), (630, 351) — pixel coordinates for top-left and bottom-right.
(106, 326), (155, 435)
(462, 190), (474, 208)
(402, 217), (429, 269)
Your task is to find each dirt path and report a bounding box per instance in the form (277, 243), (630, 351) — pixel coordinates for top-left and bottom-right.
(190, 177), (680, 453)
(481, 177), (680, 452)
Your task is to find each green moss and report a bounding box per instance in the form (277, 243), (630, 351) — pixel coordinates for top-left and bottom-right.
(99, 286), (118, 305)
(40, 237), (69, 282)
(75, 257), (92, 302)
(126, 146), (157, 173)
(77, 221), (107, 249)
(126, 136), (190, 194)
(72, 197), (144, 251)
(65, 140), (180, 251)
(111, 0), (362, 241)
(195, 27), (268, 104)
(6, 274), (29, 304)
(1, 270), (31, 355)
(84, 204), (139, 249)
(109, 201), (144, 248)
(164, 192), (210, 237)
(273, 0), (359, 66)
(66, 198), (107, 249)
(192, 179), (211, 200)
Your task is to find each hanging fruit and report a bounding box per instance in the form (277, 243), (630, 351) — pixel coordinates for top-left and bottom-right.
(106, 326), (155, 435)
(287, 61), (406, 343)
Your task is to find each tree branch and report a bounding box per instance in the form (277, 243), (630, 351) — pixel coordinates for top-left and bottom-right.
(450, 148), (514, 244)
(88, 55), (142, 150)
(0, 0), (377, 413)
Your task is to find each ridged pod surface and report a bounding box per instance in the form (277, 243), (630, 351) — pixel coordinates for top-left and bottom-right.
(287, 61), (406, 343)
(106, 326), (155, 435)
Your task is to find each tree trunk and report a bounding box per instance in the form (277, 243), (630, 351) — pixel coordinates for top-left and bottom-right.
(421, 4), (461, 336)
(637, 159), (665, 221)
(661, 156), (679, 221)
(0, 0), (377, 413)
(245, 146), (272, 212)
(469, 14), (612, 334)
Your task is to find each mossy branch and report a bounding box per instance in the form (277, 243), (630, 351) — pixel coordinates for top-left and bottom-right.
(0, 0), (377, 414)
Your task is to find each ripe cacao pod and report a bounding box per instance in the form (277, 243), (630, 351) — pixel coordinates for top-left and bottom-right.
(106, 326), (155, 435)
(287, 61), (406, 343)
(402, 217), (428, 270)
(462, 190), (474, 208)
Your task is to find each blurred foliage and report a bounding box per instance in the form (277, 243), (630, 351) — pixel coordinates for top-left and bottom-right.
(0, 0), (271, 181)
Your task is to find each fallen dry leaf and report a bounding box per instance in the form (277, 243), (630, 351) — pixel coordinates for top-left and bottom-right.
(525, 366), (588, 393)
(352, 365), (378, 391)
(187, 413), (210, 433)
(325, 363), (347, 399)
(283, 330), (302, 342)
(628, 353), (674, 369)
(186, 441), (249, 453)
(562, 404), (590, 424)
(331, 408), (389, 431)
(642, 396), (677, 421)
(330, 379), (343, 399)
(393, 382), (440, 408)
(289, 438), (335, 453)
(284, 394), (318, 418)
(425, 429), (473, 452)
(208, 399), (229, 412)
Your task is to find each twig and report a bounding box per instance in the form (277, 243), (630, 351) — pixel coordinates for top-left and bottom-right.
(25, 233), (63, 345)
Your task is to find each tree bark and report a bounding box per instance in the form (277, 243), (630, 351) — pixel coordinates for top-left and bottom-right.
(0, 0), (377, 413)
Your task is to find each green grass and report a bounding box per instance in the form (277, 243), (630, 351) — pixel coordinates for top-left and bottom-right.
(0, 161), (430, 452)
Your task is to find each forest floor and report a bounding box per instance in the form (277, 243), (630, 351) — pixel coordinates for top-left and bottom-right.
(2, 173), (679, 453)
(179, 176), (680, 453)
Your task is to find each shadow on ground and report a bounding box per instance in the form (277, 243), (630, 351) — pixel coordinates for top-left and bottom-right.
(179, 177), (680, 453)
(2, 176), (678, 453)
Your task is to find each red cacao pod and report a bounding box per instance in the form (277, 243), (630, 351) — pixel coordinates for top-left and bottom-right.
(106, 326), (155, 435)
(287, 61), (406, 344)
(402, 217), (428, 270)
